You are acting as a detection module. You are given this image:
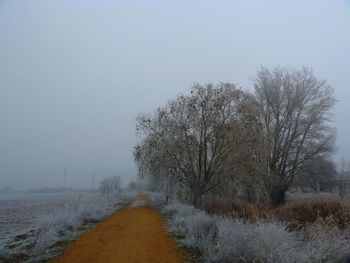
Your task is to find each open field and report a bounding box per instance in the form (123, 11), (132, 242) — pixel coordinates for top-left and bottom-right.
(0, 192), (98, 247)
(0, 191), (131, 262)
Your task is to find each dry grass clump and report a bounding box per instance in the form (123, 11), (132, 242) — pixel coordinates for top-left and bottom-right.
(203, 197), (271, 222)
(204, 195), (350, 230)
(275, 196), (350, 229)
(150, 192), (350, 263)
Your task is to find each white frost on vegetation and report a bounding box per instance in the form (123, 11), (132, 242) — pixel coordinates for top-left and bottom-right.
(149, 192), (350, 263)
(1, 190), (137, 262)
(130, 199), (147, 208)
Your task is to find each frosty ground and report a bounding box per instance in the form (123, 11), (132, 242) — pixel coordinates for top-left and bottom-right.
(0, 190), (136, 262)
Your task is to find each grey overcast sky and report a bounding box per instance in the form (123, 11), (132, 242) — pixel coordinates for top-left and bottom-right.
(0, 0), (349, 189)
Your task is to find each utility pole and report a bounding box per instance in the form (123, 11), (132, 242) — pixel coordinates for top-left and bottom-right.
(92, 170), (96, 190)
(63, 168), (67, 188)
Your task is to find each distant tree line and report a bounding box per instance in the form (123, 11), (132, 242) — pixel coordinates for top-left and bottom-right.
(99, 175), (122, 195)
(134, 66), (338, 206)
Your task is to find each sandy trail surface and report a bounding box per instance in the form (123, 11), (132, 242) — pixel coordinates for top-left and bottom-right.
(52, 195), (182, 263)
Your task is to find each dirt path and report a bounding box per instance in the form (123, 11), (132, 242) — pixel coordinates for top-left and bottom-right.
(52, 195), (182, 263)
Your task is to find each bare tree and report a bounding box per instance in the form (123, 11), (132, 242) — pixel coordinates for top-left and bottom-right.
(135, 83), (262, 206)
(296, 157), (337, 192)
(254, 66), (336, 205)
(99, 175), (122, 195)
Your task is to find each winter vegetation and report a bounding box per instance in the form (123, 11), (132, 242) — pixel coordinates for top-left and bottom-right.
(148, 192), (350, 263)
(134, 66), (350, 262)
(0, 189), (137, 263)
(134, 66), (340, 207)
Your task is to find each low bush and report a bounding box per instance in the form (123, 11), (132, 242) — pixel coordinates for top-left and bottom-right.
(208, 219), (299, 263)
(181, 211), (218, 253)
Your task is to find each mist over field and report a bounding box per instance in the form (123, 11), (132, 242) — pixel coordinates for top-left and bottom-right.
(0, 1), (350, 189)
(2, 1), (350, 263)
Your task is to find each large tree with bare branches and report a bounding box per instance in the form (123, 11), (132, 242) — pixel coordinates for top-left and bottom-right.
(134, 83), (263, 206)
(254, 66), (336, 205)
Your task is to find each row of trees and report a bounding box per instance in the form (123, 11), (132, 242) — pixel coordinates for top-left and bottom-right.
(99, 175), (122, 195)
(134, 66), (337, 206)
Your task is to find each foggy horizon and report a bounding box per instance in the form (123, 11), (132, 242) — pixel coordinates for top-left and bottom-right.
(1, 0), (350, 190)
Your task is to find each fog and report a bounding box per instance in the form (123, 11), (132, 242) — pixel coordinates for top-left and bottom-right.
(0, 0), (349, 189)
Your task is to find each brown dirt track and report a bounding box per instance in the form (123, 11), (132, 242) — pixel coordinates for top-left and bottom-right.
(52, 195), (182, 263)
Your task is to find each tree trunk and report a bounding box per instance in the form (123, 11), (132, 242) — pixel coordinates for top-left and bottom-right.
(192, 193), (200, 207)
(191, 187), (203, 207)
(269, 187), (287, 206)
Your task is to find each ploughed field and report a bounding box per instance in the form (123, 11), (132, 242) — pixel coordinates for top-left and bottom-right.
(0, 192), (99, 250)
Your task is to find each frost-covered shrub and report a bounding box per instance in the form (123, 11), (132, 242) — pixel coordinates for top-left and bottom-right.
(32, 225), (59, 256)
(181, 211), (218, 253)
(164, 203), (219, 256)
(162, 202), (195, 217)
(244, 221), (298, 263)
(168, 214), (189, 238)
(207, 218), (250, 262)
(205, 218), (299, 263)
(31, 198), (108, 255)
(130, 199), (147, 208)
(300, 223), (350, 263)
(156, 195), (350, 263)
(147, 191), (167, 210)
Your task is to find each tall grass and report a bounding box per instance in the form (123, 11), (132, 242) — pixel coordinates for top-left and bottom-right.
(204, 195), (350, 230)
(275, 196), (350, 229)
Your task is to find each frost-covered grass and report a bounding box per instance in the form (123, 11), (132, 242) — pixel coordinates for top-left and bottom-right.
(130, 199), (147, 208)
(1, 190), (137, 262)
(149, 192), (350, 263)
(31, 196), (116, 258)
